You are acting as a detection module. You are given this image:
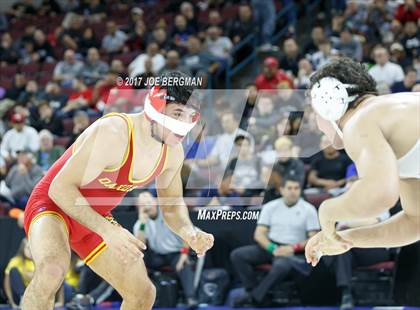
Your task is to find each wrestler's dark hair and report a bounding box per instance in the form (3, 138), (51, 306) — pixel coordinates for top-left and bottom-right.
(309, 57), (378, 107)
(159, 71), (196, 108)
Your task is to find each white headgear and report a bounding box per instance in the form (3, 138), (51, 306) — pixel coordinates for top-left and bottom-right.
(144, 86), (200, 136)
(310, 77), (358, 138)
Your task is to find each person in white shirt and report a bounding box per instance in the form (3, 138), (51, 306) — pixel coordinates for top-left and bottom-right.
(309, 39), (339, 70)
(128, 42), (165, 78)
(205, 26), (233, 61)
(1, 113), (40, 163)
(368, 46), (404, 87)
(230, 177), (320, 306)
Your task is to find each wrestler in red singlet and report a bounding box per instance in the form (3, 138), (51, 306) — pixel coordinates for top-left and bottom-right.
(23, 113), (167, 264)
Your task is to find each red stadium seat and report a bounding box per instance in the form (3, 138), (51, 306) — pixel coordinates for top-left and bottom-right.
(1, 64), (18, 77)
(112, 52), (138, 66)
(62, 118), (74, 135)
(305, 192), (331, 208)
(40, 62), (57, 74)
(256, 263), (272, 271)
(356, 261), (395, 271)
(54, 136), (71, 147)
(20, 63), (41, 78)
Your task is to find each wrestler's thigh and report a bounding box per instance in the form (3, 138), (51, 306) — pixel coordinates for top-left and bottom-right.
(28, 215), (71, 273)
(88, 245), (151, 298)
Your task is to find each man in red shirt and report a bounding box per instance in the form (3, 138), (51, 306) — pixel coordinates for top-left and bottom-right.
(22, 71), (214, 310)
(255, 56), (294, 90)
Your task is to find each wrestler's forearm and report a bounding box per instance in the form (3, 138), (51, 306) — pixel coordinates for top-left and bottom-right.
(161, 204), (196, 240)
(320, 178), (396, 224)
(340, 211), (420, 248)
(49, 185), (112, 236)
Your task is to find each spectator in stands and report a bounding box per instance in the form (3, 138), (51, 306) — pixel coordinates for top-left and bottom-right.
(159, 50), (191, 76)
(17, 80), (40, 106)
(53, 49), (84, 87)
(148, 27), (171, 54)
(342, 0), (368, 35)
(4, 238), (37, 308)
(333, 28), (363, 61)
(126, 7), (144, 31)
(19, 40), (37, 65)
(78, 27), (100, 56)
(304, 26), (326, 55)
(309, 39), (339, 70)
(255, 57), (294, 90)
(125, 20), (147, 53)
(391, 67), (418, 93)
(0, 32), (18, 65)
(30, 100), (63, 136)
(182, 36), (217, 77)
(369, 46), (405, 88)
(390, 42), (413, 69)
(133, 190), (198, 307)
(205, 26), (233, 62)
(1, 113), (39, 163)
(5, 150), (43, 209)
(219, 135), (263, 199)
(365, 0), (393, 44)
(6, 74), (27, 101)
(180, 2), (198, 33)
(101, 21), (127, 54)
(37, 129), (65, 172)
(270, 137), (305, 190)
(307, 136), (350, 191)
(61, 79), (93, 115)
(227, 3), (255, 45)
(66, 110), (90, 147)
(247, 95), (278, 147)
(40, 82), (68, 110)
(401, 20), (420, 60)
(79, 47), (109, 86)
(128, 41), (165, 78)
(110, 59), (126, 77)
(252, 0), (276, 51)
(197, 112), (253, 169)
(75, 0), (106, 23)
(394, 0), (420, 24)
(172, 14), (195, 50)
(323, 177), (391, 310)
(32, 29), (54, 63)
(60, 14), (84, 51)
(8, 0), (37, 19)
(279, 38), (302, 76)
(231, 177), (319, 306)
(296, 58), (314, 89)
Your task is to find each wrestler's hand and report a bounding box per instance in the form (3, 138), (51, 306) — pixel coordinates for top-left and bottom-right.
(103, 225), (147, 264)
(305, 231), (352, 267)
(184, 229), (214, 258)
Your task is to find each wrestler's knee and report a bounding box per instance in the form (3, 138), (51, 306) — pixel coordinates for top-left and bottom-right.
(33, 257), (68, 293)
(123, 278), (156, 305)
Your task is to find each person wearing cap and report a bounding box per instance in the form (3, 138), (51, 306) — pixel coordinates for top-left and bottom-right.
(389, 42), (413, 69)
(0, 113), (40, 163)
(21, 71), (213, 310)
(302, 57), (419, 267)
(255, 57), (294, 90)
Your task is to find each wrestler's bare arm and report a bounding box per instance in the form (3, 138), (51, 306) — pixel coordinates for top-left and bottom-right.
(156, 145), (196, 240)
(48, 117), (127, 234)
(318, 112), (400, 233)
(156, 144), (214, 256)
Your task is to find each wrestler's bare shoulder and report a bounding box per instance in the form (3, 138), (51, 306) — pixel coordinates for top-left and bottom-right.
(73, 115), (129, 161)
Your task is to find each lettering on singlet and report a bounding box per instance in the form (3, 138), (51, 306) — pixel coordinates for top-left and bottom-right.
(98, 178), (135, 192)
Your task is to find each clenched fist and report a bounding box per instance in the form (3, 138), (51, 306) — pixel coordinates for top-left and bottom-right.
(184, 229), (214, 257)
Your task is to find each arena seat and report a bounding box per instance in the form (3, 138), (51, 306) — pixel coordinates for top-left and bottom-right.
(304, 192), (331, 208)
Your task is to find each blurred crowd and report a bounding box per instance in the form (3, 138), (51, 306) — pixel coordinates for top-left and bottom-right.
(0, 0), (418, 308)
